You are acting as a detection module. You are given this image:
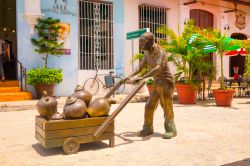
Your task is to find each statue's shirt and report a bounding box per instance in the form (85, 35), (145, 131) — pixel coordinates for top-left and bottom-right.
(141, 45), (173, 83)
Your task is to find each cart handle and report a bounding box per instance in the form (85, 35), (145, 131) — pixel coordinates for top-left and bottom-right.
(93, 81), (146, 138)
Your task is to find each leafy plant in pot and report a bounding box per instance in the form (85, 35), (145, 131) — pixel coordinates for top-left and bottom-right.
(146, 78), (154, 93)
(27, 68), (63, 98)
(157, 20), (213, 104)
(243, 40), (250, 86)
(200, 29), (246, 106)
(28, 17), (64, 98)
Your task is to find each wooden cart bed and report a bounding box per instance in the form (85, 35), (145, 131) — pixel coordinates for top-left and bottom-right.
(35, 116), (114, 154)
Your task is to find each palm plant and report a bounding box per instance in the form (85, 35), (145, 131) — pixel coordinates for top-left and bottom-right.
(198, 29), (243, 89)
(132, 53), (150, 77)
(157, 20), (213, 86)
(243, 41), (250, 80)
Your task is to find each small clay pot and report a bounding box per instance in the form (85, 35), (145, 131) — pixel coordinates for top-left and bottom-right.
(87, 97), (110, 117)
(37, 91), (57, 120)
(50, 112), (64, 120)
(63, 96), (87, 119)
(72, 85), (92, 107)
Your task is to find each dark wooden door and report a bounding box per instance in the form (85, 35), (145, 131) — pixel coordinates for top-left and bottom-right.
(190, 9), (213, 29)
(0, 0), (17, 80)
(190, 9), (214, 65)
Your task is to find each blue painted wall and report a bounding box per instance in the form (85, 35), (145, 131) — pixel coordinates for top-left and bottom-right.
(110, 0), (125, 76)
(17, 0), (125, 97)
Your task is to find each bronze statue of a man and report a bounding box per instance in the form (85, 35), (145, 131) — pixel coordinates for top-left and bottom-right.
(126, 32), (176, 139)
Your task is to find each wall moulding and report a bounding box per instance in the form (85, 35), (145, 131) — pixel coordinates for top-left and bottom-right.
(23, 0), (44, 35)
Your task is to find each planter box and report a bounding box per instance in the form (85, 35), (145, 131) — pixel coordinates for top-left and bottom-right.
(35, 84), (55, 98)
(213, 89), (235, 107)
(175, 84), (197, 104)
(147, 85), (153, 94)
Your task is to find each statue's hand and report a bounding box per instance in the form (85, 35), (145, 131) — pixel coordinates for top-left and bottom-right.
(119, 77), (130, 84)
(133, 77), (143, 84)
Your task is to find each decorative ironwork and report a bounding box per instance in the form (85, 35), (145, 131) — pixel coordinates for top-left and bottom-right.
(79, 0), (114, 70)
(93, 3), (101, 69)
(139, 4), (168, 42)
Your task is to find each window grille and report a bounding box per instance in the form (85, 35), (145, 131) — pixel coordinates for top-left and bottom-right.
(79, 0), (114, 70)
(139, 4), (168, 42)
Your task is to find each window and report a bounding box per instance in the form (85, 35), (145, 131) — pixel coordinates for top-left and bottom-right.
(79, 0), (113, 70)
(139, 4), (168, 42)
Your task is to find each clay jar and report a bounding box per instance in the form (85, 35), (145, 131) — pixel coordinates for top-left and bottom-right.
(72, 85), (92, 107)
(63, 96), (87, 119)
(37, 91), (57, 120)
(87, 97), (110, 117)
(50, 112), (64, 120)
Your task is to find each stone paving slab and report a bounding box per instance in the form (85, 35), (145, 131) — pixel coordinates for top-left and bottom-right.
(0, 98), (250, 165)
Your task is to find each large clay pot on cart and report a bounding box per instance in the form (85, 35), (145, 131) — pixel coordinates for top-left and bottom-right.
(36, 91), (57, 120)
(63, 96), (87, 119)
(72, 85), (92, 107)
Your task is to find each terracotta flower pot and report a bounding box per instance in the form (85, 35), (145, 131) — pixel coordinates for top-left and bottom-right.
(147, 85), (153, 94)
(175, 84), (197, 104)
(213, 89), (235, 107)
(35, 84), (55, 98)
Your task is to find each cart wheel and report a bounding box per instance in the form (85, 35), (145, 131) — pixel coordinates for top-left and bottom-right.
(63, 137), (80, 155)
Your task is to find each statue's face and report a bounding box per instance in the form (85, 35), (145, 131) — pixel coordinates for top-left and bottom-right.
(139, 37), (153, 50)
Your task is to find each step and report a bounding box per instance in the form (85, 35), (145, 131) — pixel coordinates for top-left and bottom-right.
(0, 80), (19, 87)
(0, 87), (20, 93)
(0, 92), (32, 102)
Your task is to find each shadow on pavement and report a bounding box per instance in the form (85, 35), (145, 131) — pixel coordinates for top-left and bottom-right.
(221, 157), (250, 166)
(114, 131), (162, 147)
(238, 101), (250, 104)
(174, 102), (240, 110)
(32, 143), (63, 156)
(32, 141), (110, 156)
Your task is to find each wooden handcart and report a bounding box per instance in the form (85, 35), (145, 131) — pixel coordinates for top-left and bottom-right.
(35, 81), (145, 154)
(35, 116), (114, 154)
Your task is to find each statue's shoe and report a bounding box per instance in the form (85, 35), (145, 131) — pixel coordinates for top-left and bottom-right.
(137, 129), (153, 137)
(162, 132), (177, 139)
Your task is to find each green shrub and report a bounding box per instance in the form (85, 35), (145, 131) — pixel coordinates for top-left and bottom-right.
(27, 68), (63, 85)
(146, 78), (154, 86)
(31, 17), (64, 68)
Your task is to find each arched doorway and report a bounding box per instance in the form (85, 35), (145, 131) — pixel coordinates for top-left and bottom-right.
(190, 9), (213, 29)
(229, 33), (247, 77)
(190, 9), (214, 63)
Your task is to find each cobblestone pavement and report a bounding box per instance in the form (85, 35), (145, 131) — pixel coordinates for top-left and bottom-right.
(0, 98), (250, 166)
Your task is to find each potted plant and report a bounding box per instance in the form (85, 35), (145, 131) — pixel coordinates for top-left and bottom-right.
(243, 52), (250, 96)
(28, 17), (64, 98)
(157, 20), (213, 104)
(146, 78), (154, 93)
(243, 40), (250, 80)
(200, 29), (246, 106)
(27, 68), (63, 98)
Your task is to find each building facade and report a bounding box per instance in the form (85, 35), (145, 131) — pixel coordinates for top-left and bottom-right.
(1, 0), (249, 97)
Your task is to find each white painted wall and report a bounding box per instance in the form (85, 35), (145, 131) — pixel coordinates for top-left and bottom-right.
(124, 0), (179, 93)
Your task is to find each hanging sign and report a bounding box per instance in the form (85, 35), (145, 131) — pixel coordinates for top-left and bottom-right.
(126, 28), (150, 40)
